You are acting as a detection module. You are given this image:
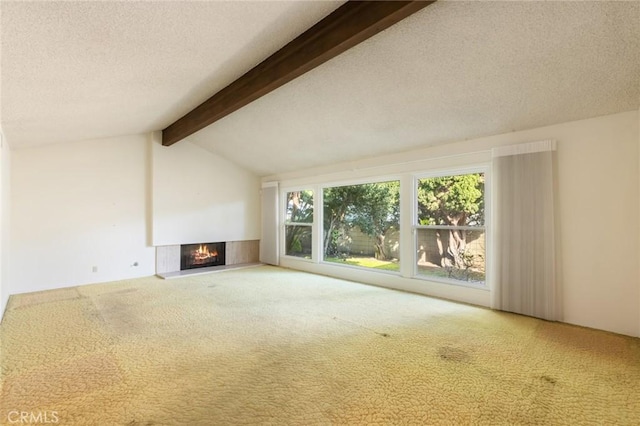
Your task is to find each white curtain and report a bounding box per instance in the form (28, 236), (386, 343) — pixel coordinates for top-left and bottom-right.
(260, 182), (279, 266)
(491, 140), (560, 321)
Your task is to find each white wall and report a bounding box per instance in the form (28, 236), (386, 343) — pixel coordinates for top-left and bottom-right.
(10, 134), (156, 294)
(151, 133), (261, 246)
(267, 110), (640, 337)
(0, 131), (11, 320)
(553, 111), (638, 337)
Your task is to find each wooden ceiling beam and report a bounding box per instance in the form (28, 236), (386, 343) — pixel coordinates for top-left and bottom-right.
(162, 1), (434, 146)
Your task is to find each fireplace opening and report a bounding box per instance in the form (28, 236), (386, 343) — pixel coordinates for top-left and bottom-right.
(180, 242), (226, 270)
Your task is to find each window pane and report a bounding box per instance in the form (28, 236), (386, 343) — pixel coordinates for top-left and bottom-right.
(417, 173), (484, 226)
(285, 225), (312, 258)
(323, 181), (400, 271)
(286, 190), (313, 223)
(416, 228), (485, 283)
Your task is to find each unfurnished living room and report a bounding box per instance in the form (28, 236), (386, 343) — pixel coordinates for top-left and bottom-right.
(1, 1), (639, 425)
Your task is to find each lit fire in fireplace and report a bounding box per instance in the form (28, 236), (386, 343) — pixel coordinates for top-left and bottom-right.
(181, 242), (225, 270)
(191, 244), (218, 264)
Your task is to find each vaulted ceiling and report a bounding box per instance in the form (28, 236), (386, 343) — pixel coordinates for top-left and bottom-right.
(2, 1), (639, 176)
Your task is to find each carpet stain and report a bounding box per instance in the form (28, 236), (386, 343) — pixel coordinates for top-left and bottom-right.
(92, 292), (149, 334)
(332, 316), (390, 337)
(109, 288), (139, 295)
(540, 375), (557, 385)
(438, 346), (472, 363)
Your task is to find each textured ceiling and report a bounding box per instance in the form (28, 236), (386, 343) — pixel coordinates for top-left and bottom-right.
(0, 0), (342, 147)
(2, 1), (639, 177)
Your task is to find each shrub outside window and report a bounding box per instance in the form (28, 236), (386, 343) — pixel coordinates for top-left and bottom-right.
(284, 190), (313, 258)
(415, 173), (486, 284)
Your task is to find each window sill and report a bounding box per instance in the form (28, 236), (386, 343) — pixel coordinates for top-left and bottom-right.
(319, 260), (402, 276)
(281, 254), (314, 263)
(412, 273), (489, 291)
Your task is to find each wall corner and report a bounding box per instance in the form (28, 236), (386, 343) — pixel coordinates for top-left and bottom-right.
(0, 129), (11, 322)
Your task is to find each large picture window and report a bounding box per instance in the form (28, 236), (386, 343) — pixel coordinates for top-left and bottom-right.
(415, 172), (486, 284)
(323, 180), (400, 271)
(284, 190), (313, 259)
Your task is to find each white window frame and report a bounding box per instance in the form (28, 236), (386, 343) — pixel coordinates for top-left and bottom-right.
(319, 175), (403, 275)
(413, 166), (490, 289)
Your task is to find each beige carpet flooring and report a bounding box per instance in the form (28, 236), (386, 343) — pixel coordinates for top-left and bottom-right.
(1, 266), (639, 425)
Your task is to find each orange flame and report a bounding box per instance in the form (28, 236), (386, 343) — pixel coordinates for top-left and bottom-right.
(193, 244), (217, 262)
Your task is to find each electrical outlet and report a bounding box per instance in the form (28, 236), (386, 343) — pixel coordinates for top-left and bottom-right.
(92, 266), (98, 273)
(132, 262), (139, 267)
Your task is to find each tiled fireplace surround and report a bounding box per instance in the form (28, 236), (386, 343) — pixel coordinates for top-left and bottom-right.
(156, 240), (260, 275)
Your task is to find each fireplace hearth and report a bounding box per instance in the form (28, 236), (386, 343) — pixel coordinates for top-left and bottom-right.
(156, 240), (259, 278)
(180, 242), (226, 270)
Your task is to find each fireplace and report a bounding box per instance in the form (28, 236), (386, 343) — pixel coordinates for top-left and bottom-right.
(180, 242), (226, 270)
